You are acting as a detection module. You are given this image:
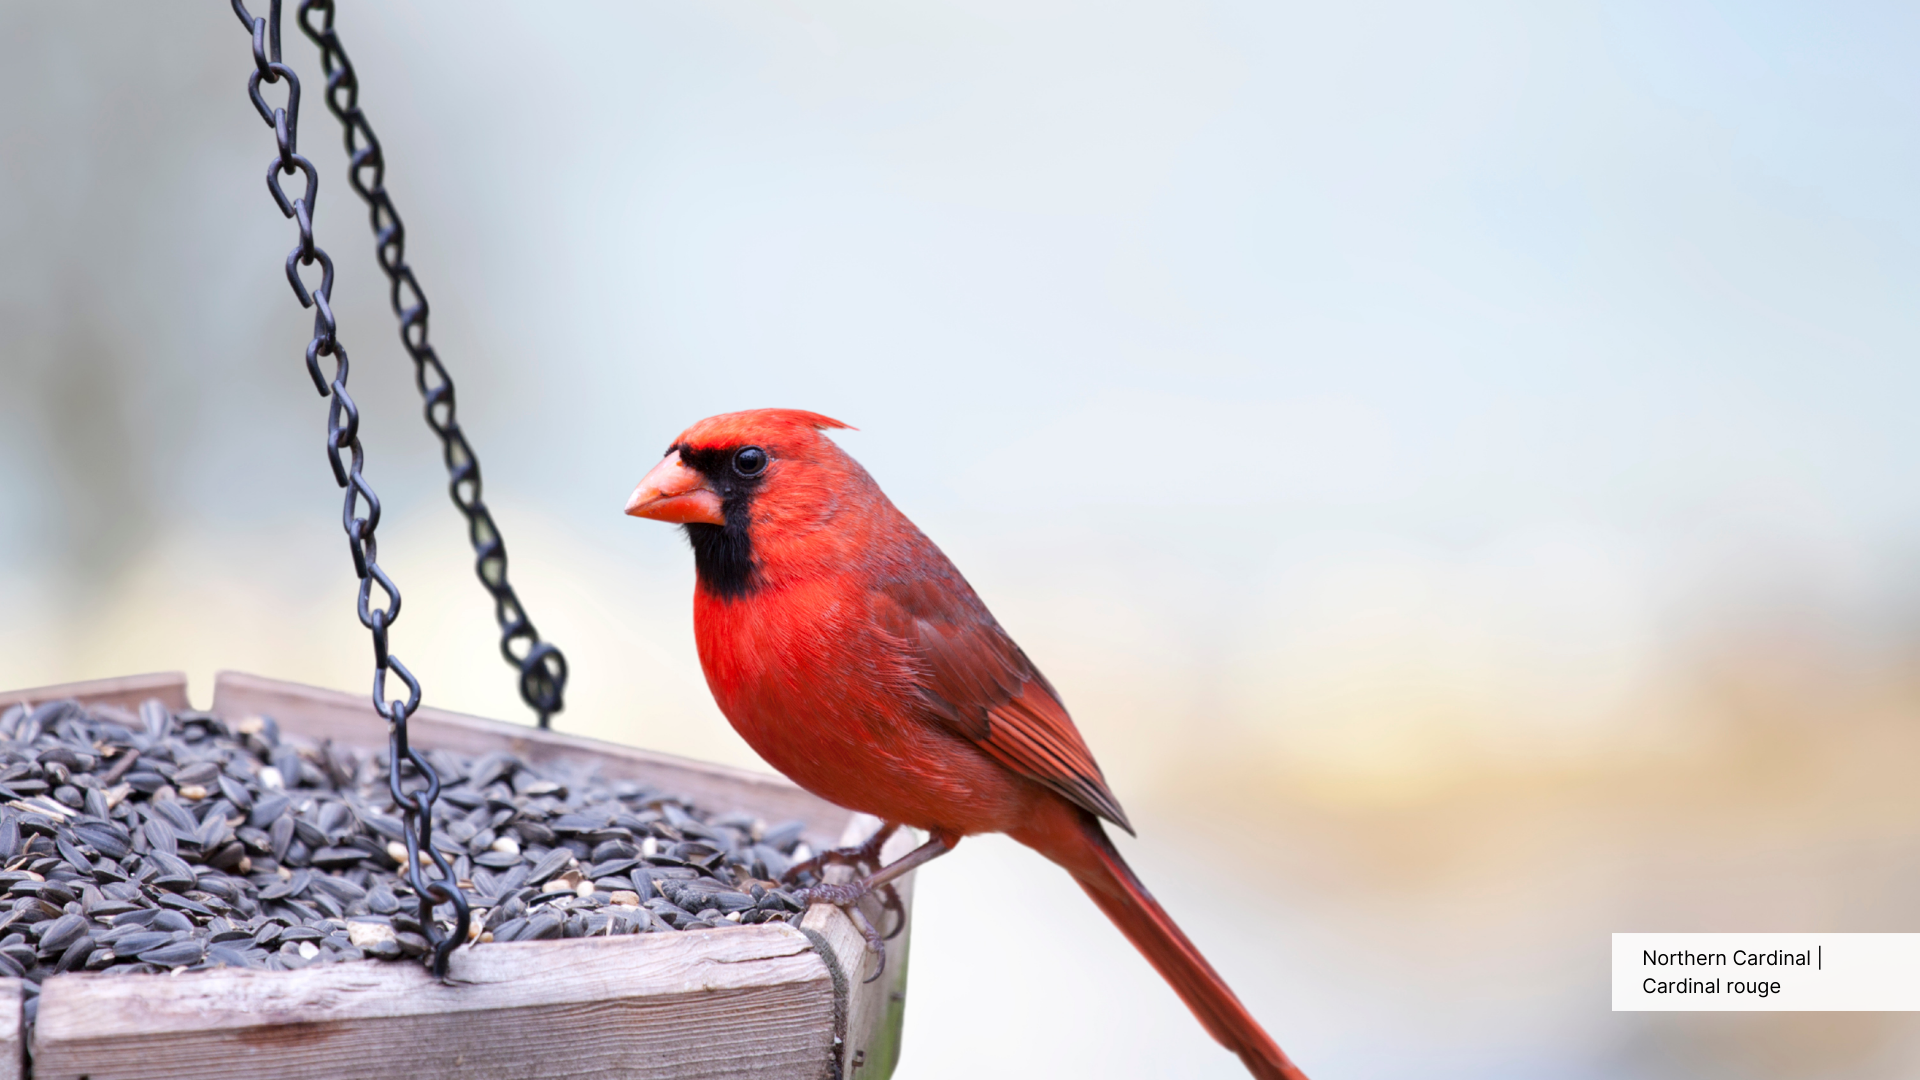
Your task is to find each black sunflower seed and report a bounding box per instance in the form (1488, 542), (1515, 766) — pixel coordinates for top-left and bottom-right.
(194, 813), (230, 851)
(526, 848), (573, 887)
(217, 774), (253, 810)
(143, 818), (178, 856)
(36, 914), (87, 953)
(138, 940), (206, 967)
(173, 762), (219, 787)
(249, 793), (291, 828)
(292, 814), (327, 849)
(73, 820), (131, 860)
(53, 935), (94, 973)
(55, 838), (92, 871)
(269, 815), (295, 861)
(151, 909), (194, 933)
(206, 942), (252, 968)
(365, 883), (399, 915)
(309, 875), (365, 905)
(309, 847), (366, 870)
(152, 800), (197, 833)
(156, 894), (215, 918)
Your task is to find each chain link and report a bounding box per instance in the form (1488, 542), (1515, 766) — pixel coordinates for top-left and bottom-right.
(229, 0), (470, 977)
(295, 0), (569, 730)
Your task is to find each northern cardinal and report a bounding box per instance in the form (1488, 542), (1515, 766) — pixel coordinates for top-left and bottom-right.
(626, 408), (1308, 1080)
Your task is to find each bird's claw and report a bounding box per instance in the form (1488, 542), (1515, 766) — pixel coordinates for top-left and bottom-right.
(878, 880), (907, 941)
(846, 904), (888, 982)
(795, 879), (891, 983)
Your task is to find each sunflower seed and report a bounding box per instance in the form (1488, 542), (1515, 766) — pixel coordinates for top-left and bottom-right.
(36, 914), (86, 953)
(310, 846), (366, 870)
(137, 939), (205, 967)
(309, 875), (365, 905)
(151, 909), (194, 933)
(249, 792), (291, 828)
(142, 818), (178, 855)
(173, 762), (219, 787)
(526, 848), (573, 887)
(206, 942), (253, 968)
(73, 820), (131, 860)
(365, 883), (399, 915)
(53, 935), (93, 973)
(156, 894), (215, 918)
(151, 800), (197, 833)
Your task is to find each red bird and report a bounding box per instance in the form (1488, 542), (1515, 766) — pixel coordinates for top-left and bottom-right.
(626, 408), (1308, 1080)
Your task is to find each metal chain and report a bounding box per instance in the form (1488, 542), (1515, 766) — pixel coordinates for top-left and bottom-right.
(294, 0), (569, 730)
(228, 0), (470, 977)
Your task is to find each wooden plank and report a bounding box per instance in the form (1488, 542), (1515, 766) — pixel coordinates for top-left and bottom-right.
(211, 671), (847, 845)
(0, 979), (19, 1080)
(0, 672), (188, 714)
(33, 927), (836, 1080)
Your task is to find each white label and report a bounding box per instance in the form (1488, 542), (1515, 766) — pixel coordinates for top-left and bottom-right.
(1613, 934), (1920, 1011)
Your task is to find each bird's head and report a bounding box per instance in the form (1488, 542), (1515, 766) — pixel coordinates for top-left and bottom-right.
(625, 408), (861, 597)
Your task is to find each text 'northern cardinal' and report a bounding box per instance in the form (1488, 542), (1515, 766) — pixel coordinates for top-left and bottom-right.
(626, 408), (1307, 1080)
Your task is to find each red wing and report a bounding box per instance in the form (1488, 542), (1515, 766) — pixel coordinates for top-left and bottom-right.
(874, 575), (1132, 833)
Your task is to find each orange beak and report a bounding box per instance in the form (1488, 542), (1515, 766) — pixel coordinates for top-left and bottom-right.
(625, 452), (726, 525)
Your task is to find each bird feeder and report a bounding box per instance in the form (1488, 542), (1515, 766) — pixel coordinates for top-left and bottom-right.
(2, 671), (914, 1080)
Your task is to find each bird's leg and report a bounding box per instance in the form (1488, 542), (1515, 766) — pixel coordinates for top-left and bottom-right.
(794, 831), (957, 982)
(780, 821), (901, 886)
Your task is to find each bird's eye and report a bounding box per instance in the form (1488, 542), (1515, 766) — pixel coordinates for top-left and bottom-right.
(732, 446), (769, 477)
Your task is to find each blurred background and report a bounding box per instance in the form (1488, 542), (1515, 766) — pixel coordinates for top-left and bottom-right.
(4, 1), (1920, 1076)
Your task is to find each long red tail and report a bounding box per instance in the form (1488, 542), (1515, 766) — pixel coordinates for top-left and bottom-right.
(1012, 801), (1310, 1080)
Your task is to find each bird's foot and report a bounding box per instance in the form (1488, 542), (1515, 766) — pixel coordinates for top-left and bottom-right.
(791, 879), (907, 937)
(793, 880), (868, 907)
(794, 878), (895, 981)
(792, 830), (956, 984)
(780, 822), (900, 887)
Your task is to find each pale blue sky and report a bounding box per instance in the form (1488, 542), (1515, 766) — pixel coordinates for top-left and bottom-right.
(5, 1), (1918, 582)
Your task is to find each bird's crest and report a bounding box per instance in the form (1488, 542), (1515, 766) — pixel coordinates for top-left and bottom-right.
(673, 408), (855, 452)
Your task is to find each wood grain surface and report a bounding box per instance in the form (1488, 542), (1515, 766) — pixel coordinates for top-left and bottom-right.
(32, 929), (837, 1080)
(0, 672), (189, 714)
(0, 979), (19, 1080)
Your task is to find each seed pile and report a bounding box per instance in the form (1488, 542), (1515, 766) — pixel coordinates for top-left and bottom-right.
(0, 696), (822, 1024)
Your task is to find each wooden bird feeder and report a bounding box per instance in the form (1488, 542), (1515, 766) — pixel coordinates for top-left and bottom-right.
(0, 671), (916, 1080)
